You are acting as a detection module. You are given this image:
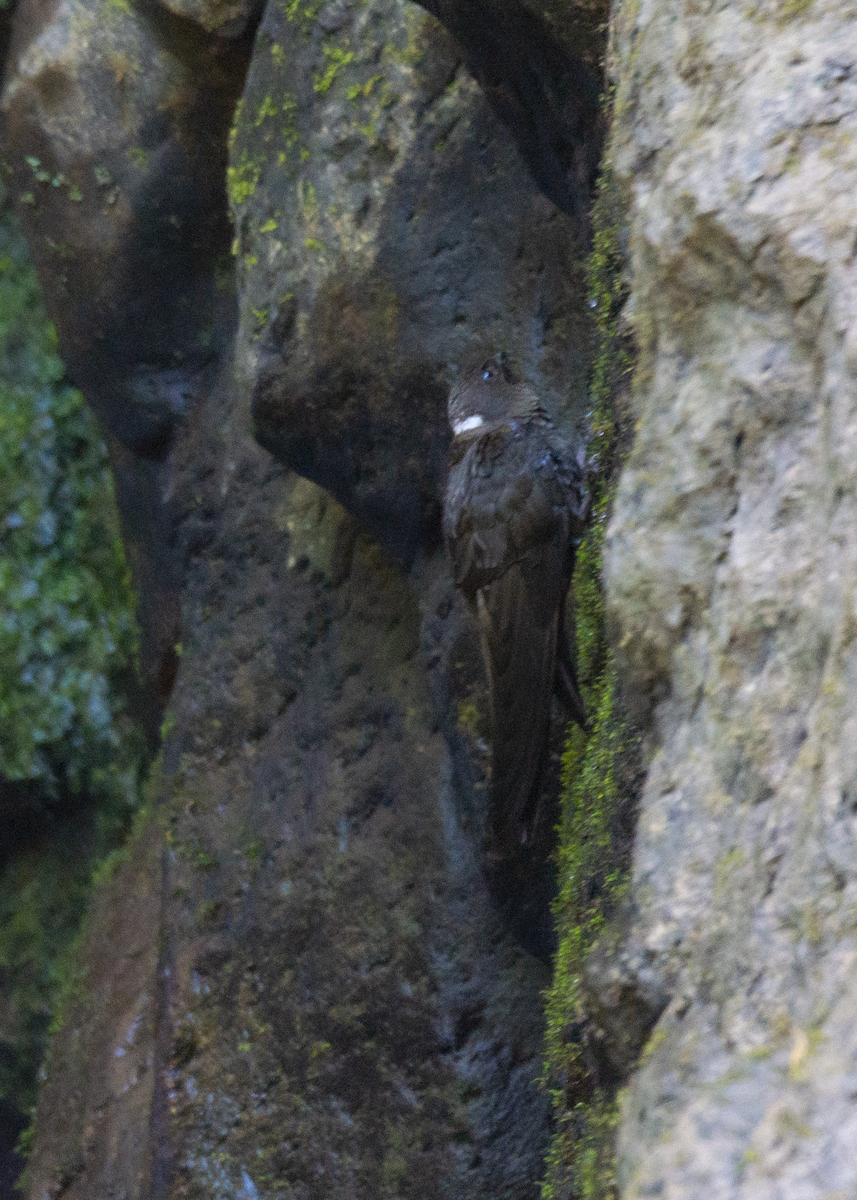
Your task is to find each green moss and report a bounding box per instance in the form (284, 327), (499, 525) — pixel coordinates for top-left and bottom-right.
(541, 164), (637, 1200)
(101, 0), (132, 22)
(254, 95), (278, 126)
(313, 44), (356, 94)
(382, 5), (427, 69)
(544, 1094), (620, 1200)
(714, 846), (744, 895)
(228, 97), (244, 150)
(299, 179), (318, 221)
(777, 0), (812, 18)
(284, 0), (324, 34)
(457, 699), (480, 734)
(638, 1025), (667, 1065)
(227, 148), (262, 209)
(23, 158), (82, 202)
(348, 74), (382, 101)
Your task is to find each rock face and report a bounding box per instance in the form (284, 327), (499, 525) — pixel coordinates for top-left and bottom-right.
(1, 0), (252, 705)
(24, 380), (556, 1200)
(15, 0), (857, 1187)
(3, 0), (604, 1195)
(16, 0), (857, 1188)
(234, 0), (597, 560)
(604, 0), (857, 1193)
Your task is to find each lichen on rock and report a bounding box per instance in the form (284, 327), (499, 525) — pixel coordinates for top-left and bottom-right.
(0, 0), (627, 1194)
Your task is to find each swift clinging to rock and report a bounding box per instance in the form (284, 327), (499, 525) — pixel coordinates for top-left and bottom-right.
(443, 354), (589, 859)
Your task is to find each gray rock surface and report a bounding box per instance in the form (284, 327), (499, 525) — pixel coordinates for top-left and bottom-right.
(235, 0), (594, 560)
(23, 373), (556, 1200)
(604, 0), (857, 1193)
(4, 0), (601, 1195)
(13, 0), (857, 1187)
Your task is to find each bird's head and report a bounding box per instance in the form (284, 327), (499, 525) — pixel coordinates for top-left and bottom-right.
(447, 353), (543, 436)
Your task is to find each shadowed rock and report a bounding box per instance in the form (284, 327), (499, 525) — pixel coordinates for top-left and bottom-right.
(1, 0), (253, 702)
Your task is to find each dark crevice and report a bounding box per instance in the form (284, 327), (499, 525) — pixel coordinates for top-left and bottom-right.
(414, 0), (604, 215)
(0, 1099), (24, 1200)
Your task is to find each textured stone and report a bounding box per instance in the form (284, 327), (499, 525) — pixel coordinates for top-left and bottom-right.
(26, 372), (556, 1199)
(24, 813), (165, 1200)
(2, 0), (245, 453)
(234, 0), (594, 559)
(604, 0), (857, 1194)
(4, 0), (604, 1192)
(1, 0), (249, 701)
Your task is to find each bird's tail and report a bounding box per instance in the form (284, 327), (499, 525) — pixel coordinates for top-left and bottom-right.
(478, 567), (559, 860)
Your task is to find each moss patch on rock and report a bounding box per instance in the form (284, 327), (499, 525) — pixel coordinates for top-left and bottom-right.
(0, 189), (140, 792)
(0, 188), (146, 1138)
(541, 165), (638, 1200)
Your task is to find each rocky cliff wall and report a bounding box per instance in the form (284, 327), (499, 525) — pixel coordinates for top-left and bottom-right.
(604, 0), (857, 1194)
(1, 0), (607, 1196)
(11, 0), (857, 1190)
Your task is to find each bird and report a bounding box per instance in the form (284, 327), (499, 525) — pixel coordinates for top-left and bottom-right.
(443, 353), (589, 860)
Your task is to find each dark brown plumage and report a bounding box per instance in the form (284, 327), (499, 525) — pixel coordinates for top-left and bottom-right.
(443, 354), (588, 859)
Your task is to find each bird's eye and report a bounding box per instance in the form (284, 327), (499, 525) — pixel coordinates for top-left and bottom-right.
(481, 361), (494, 381)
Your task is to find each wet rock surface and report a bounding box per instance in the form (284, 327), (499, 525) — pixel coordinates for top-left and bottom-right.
(604, 0), (857, 1194)
(25, 375), (556, 1199)
(4, 0), (603, 1191)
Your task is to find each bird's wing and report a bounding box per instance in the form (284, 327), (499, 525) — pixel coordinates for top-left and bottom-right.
(479, 521), (569, 858)
(444, 428), (584, 854)
(444, 431), (562, 597)
(444, 495), (511, 597)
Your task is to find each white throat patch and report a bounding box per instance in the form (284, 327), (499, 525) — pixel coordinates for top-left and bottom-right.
(452, 414), (485, 435)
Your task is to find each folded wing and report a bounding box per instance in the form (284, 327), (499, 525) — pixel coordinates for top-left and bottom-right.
(479, 536), (566, 856)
